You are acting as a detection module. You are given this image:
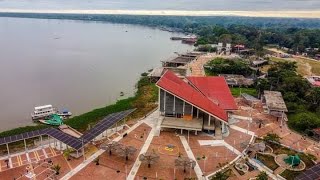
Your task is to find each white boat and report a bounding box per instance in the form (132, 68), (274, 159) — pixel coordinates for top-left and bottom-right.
(57, 108), (72, 118)
(31, 105), (55, 120)
(31, 105), (72, 120)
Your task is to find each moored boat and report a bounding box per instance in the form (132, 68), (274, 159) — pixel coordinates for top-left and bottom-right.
(31, 105), (72, 121)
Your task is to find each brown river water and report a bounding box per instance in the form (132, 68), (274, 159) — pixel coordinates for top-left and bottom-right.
(0, 17), (193, 131)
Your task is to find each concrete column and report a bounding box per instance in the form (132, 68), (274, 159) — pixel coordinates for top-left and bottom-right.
(281, 110), (284, 128)
(24, 139), (27, 152)
(191, 106), (193, 118)
(183, 101), (185, 116)
(222, 122), (226, 133)
(164, 91), (166, 112)
(197, 109), (199, 118)
(158, 88), (161, 111)
(6, 143), (10, 157)
(181, 129), (183, 134)
(40, 135), (43, 148)
(208, 115), (211, 126)
(173, 96), (176, 115)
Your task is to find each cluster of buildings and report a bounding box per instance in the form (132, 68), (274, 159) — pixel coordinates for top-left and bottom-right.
(154, 69), (288, 138)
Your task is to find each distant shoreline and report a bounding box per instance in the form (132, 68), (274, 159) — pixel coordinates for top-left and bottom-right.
(0, 9), (320, 19)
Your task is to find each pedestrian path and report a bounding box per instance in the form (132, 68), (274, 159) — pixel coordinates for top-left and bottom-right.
(248, 158), (278, 180)
(179, 136), (204, 179)
(127, 123), (155, 179)
(230, 125), (255, 136)
(60, 120), (145, 180)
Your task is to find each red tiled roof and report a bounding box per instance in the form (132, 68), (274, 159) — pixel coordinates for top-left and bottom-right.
(156, 70), (228, 122)
(313, 81), (320, 87)
(187, 77), (238, 110)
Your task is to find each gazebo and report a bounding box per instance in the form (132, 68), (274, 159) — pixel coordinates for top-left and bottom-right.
(284, 155), (301, 167)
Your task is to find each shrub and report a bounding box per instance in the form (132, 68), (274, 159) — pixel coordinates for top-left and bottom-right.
(288, 112), (320, 132)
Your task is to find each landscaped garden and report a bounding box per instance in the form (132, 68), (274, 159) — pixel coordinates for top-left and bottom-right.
(256, 154), (279, 171)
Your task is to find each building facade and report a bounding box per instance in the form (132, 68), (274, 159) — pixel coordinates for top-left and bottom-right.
(156, 70), (237, 137)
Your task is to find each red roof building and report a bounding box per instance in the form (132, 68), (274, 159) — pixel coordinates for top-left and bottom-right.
(156, 70), (237, 135)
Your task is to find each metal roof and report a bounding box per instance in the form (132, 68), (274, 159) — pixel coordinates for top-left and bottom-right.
(0, 109), (135, 150)
(35, 105), (53, 110)
(295, 163), (320, 180)
(156, 70), (229, 122)
(187, 76), (238, 110)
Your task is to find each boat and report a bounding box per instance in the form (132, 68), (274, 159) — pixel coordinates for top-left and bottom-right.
(31, 105), (55, 120)
(39, 114), (63, 126)
(57, 108), (72, 119)
(31, 105), (72, 121)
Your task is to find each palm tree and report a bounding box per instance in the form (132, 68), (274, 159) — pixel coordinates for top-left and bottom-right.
(94, 157), (100, 165)
(174, 156), (196, 173)
(52, 164), (61, 175)
(63, 149), (71, 161)
(116, 145), (137, 161)
(211, 171), (228, 180)
(139, 150), (160, 168)
(256, 171), (268, 180)
(100, 141), (120, 156)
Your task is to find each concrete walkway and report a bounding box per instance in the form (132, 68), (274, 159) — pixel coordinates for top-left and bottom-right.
(179, 136), (204, 179)
(248, 158), (279, 180)
(60, 120), (145, 180)
(126, 110), (159, 179)
(230, 125), (255, 136)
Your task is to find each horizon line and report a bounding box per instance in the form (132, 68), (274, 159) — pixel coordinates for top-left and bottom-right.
(0, 9), (320, 19)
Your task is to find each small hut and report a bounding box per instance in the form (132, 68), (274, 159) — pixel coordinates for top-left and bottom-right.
(284, 155), (301, 167)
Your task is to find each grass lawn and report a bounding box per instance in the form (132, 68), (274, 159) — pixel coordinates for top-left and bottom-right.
(298, 57), (320, 75)
(280, 169), (302, 180)
(211, 168), (235, 180)
(230, 87), (257, 97)
(268, 143), (316, 168)
(256, 154), (279, 171)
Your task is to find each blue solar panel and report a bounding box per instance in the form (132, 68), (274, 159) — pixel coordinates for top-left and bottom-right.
(0, 109), (135, 150)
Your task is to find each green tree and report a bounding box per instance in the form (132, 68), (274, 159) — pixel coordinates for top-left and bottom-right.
(63, 149), (72, 161)
(256, 171), (268, 180)
(288, 112), (320, 132)
(219, 34), (232, 44)
(306, 87), (320, 110)
(52, 164), (61, 175)
(263, 133), (281, 143)
(211, 171), (228, 180)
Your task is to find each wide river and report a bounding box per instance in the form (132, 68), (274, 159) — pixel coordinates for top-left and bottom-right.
(0, 17), (193, 131)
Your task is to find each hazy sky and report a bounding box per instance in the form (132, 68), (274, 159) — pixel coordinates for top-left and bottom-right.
(0, 0), (319, 11)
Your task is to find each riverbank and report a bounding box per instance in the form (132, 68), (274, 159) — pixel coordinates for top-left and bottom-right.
(0, 74), (158, 137)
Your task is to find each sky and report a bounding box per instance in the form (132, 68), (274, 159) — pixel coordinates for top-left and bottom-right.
(0, 0), (319, 11)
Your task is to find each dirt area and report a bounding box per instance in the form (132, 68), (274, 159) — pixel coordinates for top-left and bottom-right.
(266, 48), (320, 76)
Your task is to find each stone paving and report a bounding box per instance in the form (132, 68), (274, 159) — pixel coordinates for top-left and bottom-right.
(0, 146), (61, 174)
(70, 123), (152, 180)
(234, 97), (320, 162)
